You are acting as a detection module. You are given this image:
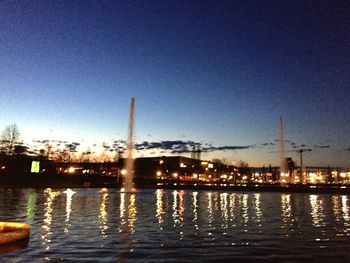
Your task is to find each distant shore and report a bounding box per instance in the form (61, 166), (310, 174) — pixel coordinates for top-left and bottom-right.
(1, 172), (350, 194)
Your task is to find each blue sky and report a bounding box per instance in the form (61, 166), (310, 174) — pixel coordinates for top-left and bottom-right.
(1, 1), (349, 167)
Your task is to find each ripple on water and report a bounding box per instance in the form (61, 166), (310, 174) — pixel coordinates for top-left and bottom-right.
(1, 189), (350, 261)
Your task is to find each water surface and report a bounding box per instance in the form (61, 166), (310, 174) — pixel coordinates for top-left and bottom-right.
(1, 188), (350, 262)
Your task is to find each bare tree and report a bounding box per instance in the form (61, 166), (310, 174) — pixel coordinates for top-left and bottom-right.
(237, 160), (249, 168)
(98, 150), (112, 162)
(1, 124), (20, 155)
(237, 160), (250, 175)
(55, 148), (70, 162)
(76, 148), (92, 162)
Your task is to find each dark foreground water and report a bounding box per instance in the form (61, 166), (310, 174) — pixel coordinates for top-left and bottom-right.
(1, 188), (350, 262)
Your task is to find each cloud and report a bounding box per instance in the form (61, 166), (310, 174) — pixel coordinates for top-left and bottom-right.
(64, 142), (80, 152)
(260, 142), (276, 146)
(314, 145), (331, 149)
(135, 140), (196, 153)
(201, 145), (253, 152)
(113, 140), (126, 144)
(133, 140), (253, 154)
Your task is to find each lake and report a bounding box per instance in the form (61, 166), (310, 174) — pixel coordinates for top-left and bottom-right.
(1, 188), (350, 262)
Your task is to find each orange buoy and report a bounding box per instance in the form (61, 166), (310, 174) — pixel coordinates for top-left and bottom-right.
(0, 222), (31, 254)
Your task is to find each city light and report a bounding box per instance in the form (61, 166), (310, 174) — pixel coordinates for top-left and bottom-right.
(220, 174), (227, 179)
(309, 173), (316, 184)
(1, 2), (350, 261)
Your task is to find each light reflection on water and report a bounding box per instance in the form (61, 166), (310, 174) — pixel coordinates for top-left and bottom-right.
(1, 189), (350, 261)
(220, 192), (228, 228)
(155, 189), (164, 227)
(64, 189), (75, 233)
(242, 193), (249, 226)
(341, 196), (350, 225)
(192, 191), (198, 231)
(26, 191), (37, 222)
(42, 188), (60, 252)
(281, 194), (292, 228)
(118, 192), (137, 260)
(309, 194), (325, 227)
(254, 193), (262, 225)
(99, 190), (108, 238)
(207, 192), (213, 237)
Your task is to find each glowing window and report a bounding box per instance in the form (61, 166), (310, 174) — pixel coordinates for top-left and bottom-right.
(31, 161), (40, 173)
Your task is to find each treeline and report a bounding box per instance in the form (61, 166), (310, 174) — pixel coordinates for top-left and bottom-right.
(0, 124), (122, 162)
(0, 124), (251, 168)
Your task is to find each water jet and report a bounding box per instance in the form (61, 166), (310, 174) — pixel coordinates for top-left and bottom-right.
(123, 97), (135, 192)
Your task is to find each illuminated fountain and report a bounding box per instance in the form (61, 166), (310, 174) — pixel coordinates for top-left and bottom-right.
(123, 97), (135, 192)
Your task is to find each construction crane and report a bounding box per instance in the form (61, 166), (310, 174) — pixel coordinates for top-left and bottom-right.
(191, 144), (201, 160)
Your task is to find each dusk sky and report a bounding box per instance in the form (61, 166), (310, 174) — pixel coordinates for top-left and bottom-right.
(1, 1), (349, 167)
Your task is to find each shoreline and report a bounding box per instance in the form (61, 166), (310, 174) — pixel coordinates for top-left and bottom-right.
(1, 172), (350, 194)
(136, 182), (350, 194)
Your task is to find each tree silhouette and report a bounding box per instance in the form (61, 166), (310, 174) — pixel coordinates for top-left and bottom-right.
(237, 160), (250, 175)
(1, 124), (20, 155)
